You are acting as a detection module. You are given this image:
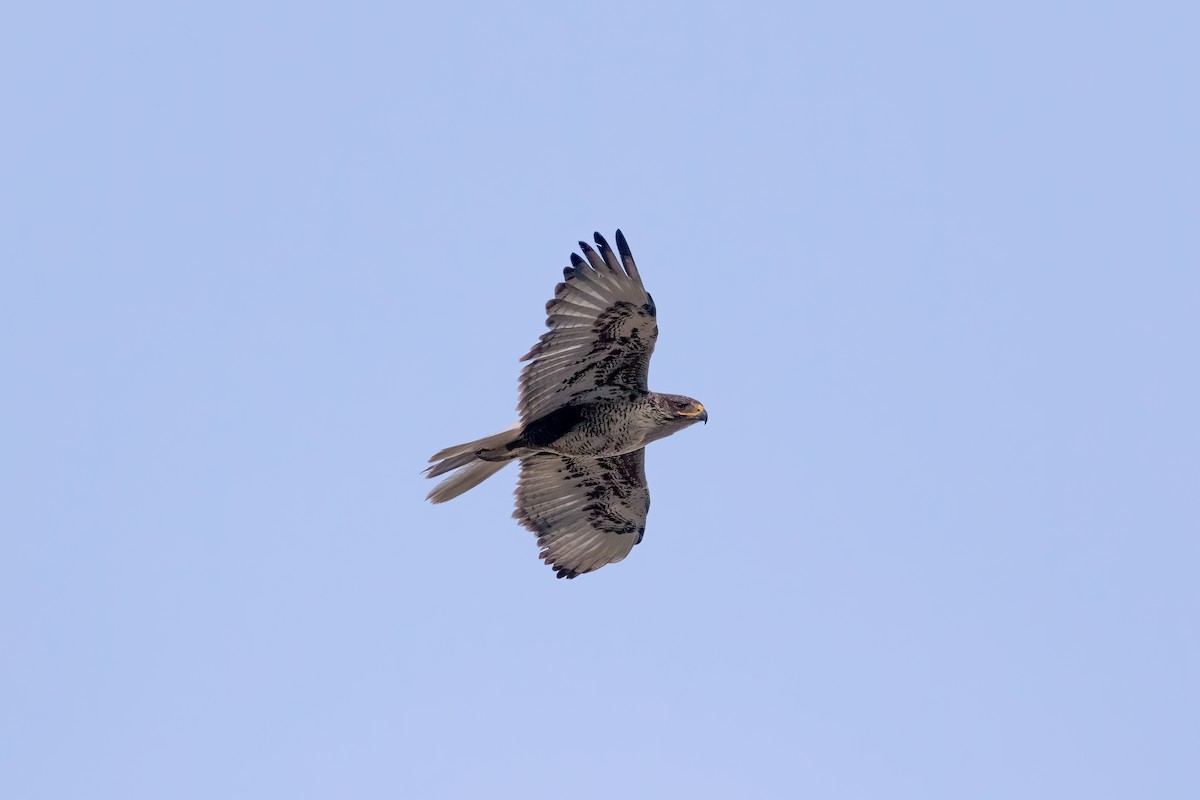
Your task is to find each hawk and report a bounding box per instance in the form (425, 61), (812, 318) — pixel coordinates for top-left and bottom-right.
(425, 230), (706, 578)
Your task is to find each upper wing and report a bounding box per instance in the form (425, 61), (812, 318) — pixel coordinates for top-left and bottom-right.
(513, 450), (651, 579)
(518, 230), (658, 424)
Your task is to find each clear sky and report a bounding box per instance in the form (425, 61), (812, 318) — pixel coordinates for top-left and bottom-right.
(3, 2), (1197, 798)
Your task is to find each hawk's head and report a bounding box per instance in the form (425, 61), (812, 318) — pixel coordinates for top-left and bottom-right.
(653, 393), (708, 428)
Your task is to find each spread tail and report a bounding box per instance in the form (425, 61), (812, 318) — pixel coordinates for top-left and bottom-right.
(424, 424), (522, 504)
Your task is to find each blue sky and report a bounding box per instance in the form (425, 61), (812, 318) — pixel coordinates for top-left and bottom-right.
(3, 2), (1197, 798)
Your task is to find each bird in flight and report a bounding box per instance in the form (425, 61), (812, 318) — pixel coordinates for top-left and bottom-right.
(425, 230), (707, 579)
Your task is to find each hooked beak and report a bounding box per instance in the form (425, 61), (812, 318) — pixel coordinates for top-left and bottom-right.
(678, 403), (707, 424)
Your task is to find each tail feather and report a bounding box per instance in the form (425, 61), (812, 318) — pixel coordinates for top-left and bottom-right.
(426, 460), (510, 504)
(425, 424), (522, 504)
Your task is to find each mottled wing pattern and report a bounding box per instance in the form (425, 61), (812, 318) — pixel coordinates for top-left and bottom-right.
(513, 450), (651, 579)
(519, 230), (658, 424)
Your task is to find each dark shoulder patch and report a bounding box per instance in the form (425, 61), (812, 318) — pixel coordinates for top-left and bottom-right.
(520, 404), (587, 448)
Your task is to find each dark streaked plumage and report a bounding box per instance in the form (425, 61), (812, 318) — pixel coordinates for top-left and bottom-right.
(425, 230), (706, 578)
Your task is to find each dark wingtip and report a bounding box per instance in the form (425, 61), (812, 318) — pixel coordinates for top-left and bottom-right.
(549, 562), (581, 579)
(563, 266), (576, 279)
(615, 229), (631, 258)
(593, 231), (610, 250)
(578, 241), (593, 253)
(569, 253), (584, 267)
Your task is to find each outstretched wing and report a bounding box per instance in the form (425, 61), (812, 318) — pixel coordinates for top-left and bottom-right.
(513, 450), (651, 579)
(518, 230), (658, 424)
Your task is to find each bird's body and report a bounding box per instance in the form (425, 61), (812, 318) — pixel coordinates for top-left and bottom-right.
(501, 396), (678, 458)
(425, 230), (706, 579)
